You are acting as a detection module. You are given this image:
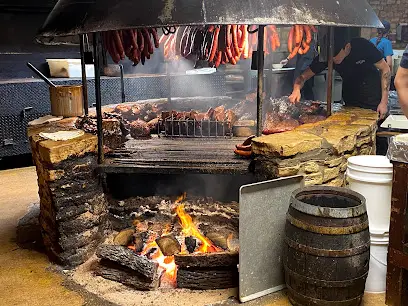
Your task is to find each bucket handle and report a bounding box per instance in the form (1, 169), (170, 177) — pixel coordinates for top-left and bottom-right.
(371, 253), (387, 266)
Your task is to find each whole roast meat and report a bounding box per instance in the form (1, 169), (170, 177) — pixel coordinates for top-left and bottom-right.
(262, 112), (299, 135)
(129, 119), (151, 138)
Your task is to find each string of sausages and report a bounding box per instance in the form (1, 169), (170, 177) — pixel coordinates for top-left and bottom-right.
(102, 25), (318, 67)
(287, 25), (317, 60)
(160, 25), (281, 67)
(102, 28), (160, 66)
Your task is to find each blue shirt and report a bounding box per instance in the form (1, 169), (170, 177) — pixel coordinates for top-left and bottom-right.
(370, 37), (394, 59)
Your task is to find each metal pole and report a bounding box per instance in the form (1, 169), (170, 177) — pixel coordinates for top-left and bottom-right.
(256, 25), (265, 136)
(326, 27), (334, 117)
(166, 62), (172, 104)
(79, 34), (89, 116)
(93, 32), (104, 164)
(119, 64), (125, 103)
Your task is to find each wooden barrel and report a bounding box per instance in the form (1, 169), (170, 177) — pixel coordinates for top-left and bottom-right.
(284, 186), (370, 306)
(49, 85), (83, 117)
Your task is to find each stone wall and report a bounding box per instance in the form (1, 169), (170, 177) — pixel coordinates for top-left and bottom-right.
(252, 108), (378, 187)
(28, 120), (109, 268)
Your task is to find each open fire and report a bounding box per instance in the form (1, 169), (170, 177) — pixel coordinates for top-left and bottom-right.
(125, 193), (228, 288)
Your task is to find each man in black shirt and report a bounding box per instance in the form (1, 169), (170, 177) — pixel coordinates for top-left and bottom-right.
(395, 45), (408, 118)
(289, 37), (391, 119)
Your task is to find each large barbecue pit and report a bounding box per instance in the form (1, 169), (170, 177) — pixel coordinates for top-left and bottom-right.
(25, 0), (385, 303)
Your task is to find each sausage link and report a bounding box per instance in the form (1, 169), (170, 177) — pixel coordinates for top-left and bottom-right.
(209, 27), (220, 63)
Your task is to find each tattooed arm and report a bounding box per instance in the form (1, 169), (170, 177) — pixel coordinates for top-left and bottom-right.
(375, 59), (391, 119)
(289, 68), (315, 103)
(395, 46), (408, 118)
(395, 67), (408, 118)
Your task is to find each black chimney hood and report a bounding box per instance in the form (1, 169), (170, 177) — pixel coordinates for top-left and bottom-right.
(38, 0), (382, 37)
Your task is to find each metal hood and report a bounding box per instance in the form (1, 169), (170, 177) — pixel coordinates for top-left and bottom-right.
(39, 0), (382, 37)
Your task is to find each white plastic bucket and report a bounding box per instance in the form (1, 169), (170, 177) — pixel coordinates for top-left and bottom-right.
(347, 155), (393, 233)
(365, 233), (389, 293)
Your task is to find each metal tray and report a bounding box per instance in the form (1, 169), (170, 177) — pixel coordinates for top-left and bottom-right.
(239, 175), (304, 303)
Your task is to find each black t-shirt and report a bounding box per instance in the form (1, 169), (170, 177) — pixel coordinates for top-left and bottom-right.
(310, 38), (384, 110)
(401, 45), (408, 69)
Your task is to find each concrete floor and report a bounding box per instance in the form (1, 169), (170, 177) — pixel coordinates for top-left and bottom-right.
(0, 166), (387, 306)
(0, 167), (84, 306)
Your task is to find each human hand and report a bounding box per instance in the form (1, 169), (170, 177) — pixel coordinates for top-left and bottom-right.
(377, 100), (388, 120)
(288, 90), (301, 104)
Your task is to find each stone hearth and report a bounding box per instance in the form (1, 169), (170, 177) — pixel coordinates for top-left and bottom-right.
(27, 107), (378, 268)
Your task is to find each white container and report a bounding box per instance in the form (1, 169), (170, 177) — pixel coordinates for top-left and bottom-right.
(347, 155), (393, 233)
(47, 59), (95, 78)
(365, 232), (389, 293)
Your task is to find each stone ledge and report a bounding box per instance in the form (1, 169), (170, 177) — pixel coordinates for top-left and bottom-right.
(252, 107), (378, 187)
(252, 131), (324, 157)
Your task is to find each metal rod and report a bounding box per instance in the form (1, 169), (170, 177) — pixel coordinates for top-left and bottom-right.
(166, 62), (172, 104)
(256, 25), (265, 136)
(93, 32), (104, 164)
(119, 64), (125, 103)
(326, 27), (334, 117)
(26, 62), (56, 87)
(79, 34), (89, 116)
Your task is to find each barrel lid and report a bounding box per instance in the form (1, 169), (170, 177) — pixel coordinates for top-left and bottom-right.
(348, 155), (392, 169)
(290, 186), (367, 219)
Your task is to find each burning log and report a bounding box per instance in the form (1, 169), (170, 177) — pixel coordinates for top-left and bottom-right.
(96, 259), (159, 291)
(206, 232), (229, 250)
(96, 244), (158, 281)
(155, 235), (181, 256)
(113, 228), (135, 246)
(177, 268), (238, 290)
(174, 252), (238, 269)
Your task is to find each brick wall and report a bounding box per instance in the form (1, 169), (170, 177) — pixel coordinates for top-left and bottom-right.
(363, 0), (408, 49)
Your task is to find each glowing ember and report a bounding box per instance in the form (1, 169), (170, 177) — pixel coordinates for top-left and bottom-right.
(138, 234), (177, 286)
(176, 204), (221, 253)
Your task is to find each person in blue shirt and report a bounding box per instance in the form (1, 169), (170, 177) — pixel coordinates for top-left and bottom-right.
(370, 20), (394, 72)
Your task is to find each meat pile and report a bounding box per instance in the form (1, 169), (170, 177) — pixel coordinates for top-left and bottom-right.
(262, 97), (326, 135)
(113, 102), (164, 136)
(231, 93), (327, 135)
(103, 28), (160, 66)
(161, 106), (237, 137)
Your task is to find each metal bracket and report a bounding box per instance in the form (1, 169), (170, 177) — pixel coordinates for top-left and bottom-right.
(21, 106), (33, 118)
(3, 139), (14, 146)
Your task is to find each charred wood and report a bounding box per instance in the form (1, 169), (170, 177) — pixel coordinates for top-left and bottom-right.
(177, 268), (238, 290)
(96, 259), (159, 291)
(96, 244), (158, 281)
(174, 252), (238, 269)
(185, 236), (197, 253)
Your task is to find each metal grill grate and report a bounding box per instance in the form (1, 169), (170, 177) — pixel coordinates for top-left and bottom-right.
(159, 117), (232, 138)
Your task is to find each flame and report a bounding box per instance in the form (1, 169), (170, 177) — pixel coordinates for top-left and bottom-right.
(138, 234), (177, 286)
(175, 192), (187, 204)
(176, 204), (221, 253)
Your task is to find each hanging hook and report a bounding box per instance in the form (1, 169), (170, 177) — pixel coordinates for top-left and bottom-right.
(162, 26), (177, 35)
(247, 25), (259, 34)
